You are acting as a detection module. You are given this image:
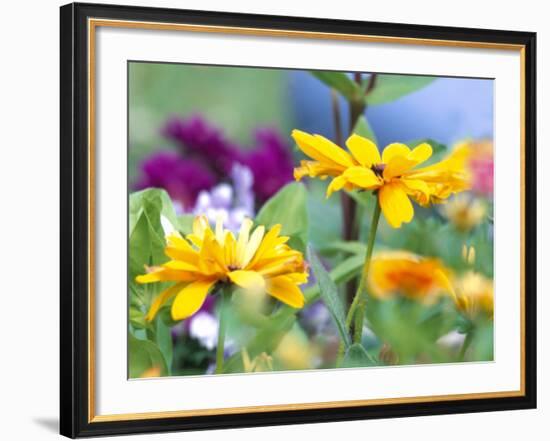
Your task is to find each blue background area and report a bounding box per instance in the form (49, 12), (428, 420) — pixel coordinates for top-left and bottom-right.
(289, 71), (494, 147)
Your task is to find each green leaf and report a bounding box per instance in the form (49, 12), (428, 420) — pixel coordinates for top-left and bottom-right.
(129, 189), (177, 279)
(342, 343), (376, 368)
(247, 314), (296, 357)
(178, 214), (195, 235)
(128, 333), (168, 378)
(129, 189), (177, 314)
(352, 115), (378, 145)
(128, 211), (166, 281)
(129, 305), (147, 330)
(318, 241), (366, 256)
(304, 253), (364, 304)
(129, 188), (179, 237)
(310, 71), (362, 101)
(155, 317), (173, 373)
(255, 182), (308, 252)
(308, 247), (352, 349)
(470, 321), (494, 361)
(365, 75), (436, 105)
(366, 297), (454, 364)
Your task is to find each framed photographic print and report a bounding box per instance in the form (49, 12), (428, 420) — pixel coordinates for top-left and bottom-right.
(60, 2), (537, 438)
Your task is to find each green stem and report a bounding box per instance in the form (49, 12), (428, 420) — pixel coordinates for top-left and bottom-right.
(337, 198), (381, 363)
(351, 198), (381, 344)
(343, 75), (366, 306)
(459, 330), (474, 361)
(215, 289), (230, 374)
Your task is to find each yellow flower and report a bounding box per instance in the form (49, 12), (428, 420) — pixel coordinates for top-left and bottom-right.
(442, 195), (486, 232)
(139, 366), (161, 378)
(273, 330), (316, 370)
(462, 244), (476, 266)
(367, 251), (454, 303)
(292, 130), (471, 228)
(242, 349), (274, 373)
(136, 216), (308, 321)
(452, 271), (494, 318)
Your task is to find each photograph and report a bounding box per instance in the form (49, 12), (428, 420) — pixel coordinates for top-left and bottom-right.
(127, 62), (495, 378)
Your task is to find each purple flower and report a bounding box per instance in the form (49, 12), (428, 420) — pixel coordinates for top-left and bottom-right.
(134, 151), (215, 210)
(244, 128), (294, 202)
(138, 115), (294, 212)
(162, 115), (244, 177)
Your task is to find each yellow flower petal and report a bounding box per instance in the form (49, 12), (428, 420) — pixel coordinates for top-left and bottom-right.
(434, 268), (455, 299)
(342, 166), (381, 189)
(215, 215), (225, 245)
(292, 129), (353, 168)
(453, 271), (493, 318)
(266, 276), (305, 308)
(242, 226), (265, 268)
(379, 183), (414, 228)
(284, 272), (309, 285)
(248, 224), (282, 268)
(164, 246), (197, 262)
(400, 178), (431, 205)
(294, 160), (340, 181)
(171, 279), (216, 321)
(135, 270), (165, 284)
(146, 282), (184, 321)
(346, 134), (381, 167)
(192, 215), (210, 239)
(166, 233), (193, 251)
(252, 240), (305, 279)
(409, 142), (432, 163)
(326, 175), (347, 198)
(186, 234), (203, 248)
(228, 270), (266, 292)
(224, 230), (237, 268)
(381, 143), (410, 164)
(163, 260), (199, 272)
(383, 156), (412, 179)
(198, 230), (227, 274)
(236, 218), (253, 267)
(136, 267), (195, 284)
(383, 143), (432, 180)
(404, 145), (471, 204)
(412, 144), (470, 176)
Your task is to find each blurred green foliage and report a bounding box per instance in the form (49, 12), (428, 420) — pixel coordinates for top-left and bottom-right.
(129, 62), (292, 181)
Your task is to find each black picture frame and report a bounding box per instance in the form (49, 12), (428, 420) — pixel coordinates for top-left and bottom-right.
(60, 2), (537, 438)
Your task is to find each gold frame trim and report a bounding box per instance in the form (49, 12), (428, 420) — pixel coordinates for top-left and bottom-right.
(87, 18), (527, 423)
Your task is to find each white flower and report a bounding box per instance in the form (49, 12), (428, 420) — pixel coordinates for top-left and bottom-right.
(189, 312), (219, 350)
(210, 183), (233, 207)
(191, 164), (256, 233)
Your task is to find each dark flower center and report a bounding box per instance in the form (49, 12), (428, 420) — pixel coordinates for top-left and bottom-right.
(371, 163), (386, 177)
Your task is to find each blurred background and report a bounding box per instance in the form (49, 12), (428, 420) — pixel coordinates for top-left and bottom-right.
(129, 62), (493, 185)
